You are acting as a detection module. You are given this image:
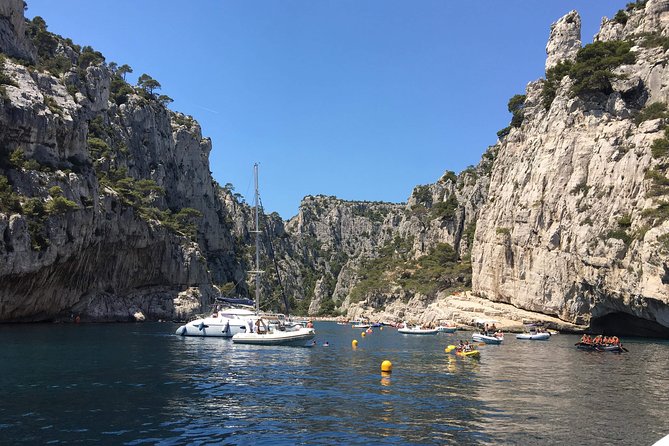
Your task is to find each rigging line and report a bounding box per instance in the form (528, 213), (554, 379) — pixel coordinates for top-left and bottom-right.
(220, 276), (247, 296)
(239, 171), (253, 205)
(258, 195), (292, 316)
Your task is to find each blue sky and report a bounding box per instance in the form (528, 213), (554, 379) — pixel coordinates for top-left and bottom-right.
(26, 0), (630, 218)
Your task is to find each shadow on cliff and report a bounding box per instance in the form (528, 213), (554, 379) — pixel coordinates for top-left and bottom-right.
(590, 312), (669, 338)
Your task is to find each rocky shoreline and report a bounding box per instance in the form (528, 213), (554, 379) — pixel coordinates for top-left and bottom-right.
(340, 291), (587, 333)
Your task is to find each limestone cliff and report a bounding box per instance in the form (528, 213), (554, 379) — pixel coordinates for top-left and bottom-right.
(279, 152), (490, 319)
(0, 0), (35, 63)
(472, 0), (669, 336)
(0, 4), (245, 321)
(281, 1), (669, 336)
(3, 1), (669, 338)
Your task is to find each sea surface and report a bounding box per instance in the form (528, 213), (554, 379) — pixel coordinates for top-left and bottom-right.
(1, 322), (668, 445)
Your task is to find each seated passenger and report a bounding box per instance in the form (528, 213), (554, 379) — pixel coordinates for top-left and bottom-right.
(255, 319), (268, 334)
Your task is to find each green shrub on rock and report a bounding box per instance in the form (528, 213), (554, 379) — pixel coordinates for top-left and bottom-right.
(542, 60), (573, 109)
(542, 40), (635, 109)
(0, 175), (22, 213)
(571, 40), (635, 96)
(613, 10), (629, 25)
(651, 127), (669, 158)
(431, 195), (459, 220)
(45, 196), (78, 215)
(634, 102), (669, 125)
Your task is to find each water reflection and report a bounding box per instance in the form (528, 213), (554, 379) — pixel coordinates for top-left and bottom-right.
(380, 371), (392, 387)
(474, 335), (669, 444)
(1, 323), (668, 444)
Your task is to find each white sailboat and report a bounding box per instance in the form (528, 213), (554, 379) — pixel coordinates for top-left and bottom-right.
(174, 301), (261, 338)
(232, 164), (315, 346)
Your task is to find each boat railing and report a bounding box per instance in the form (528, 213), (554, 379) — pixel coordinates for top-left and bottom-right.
(184, 301), (257, 323)
(258, 312), (288, 321)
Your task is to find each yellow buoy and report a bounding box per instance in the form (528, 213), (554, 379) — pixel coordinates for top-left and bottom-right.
(380, 327), (383, 331)
(361, 332), (366, 337)
(352, 339), (358, 348)
(381, 360), (392, 373)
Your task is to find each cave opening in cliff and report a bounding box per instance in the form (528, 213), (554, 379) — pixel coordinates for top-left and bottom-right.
(590, 312), (669, 339)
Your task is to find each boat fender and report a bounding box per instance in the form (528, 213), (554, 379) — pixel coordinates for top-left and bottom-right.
(197, 322), (208, 331)
(178, 326), (187, 336)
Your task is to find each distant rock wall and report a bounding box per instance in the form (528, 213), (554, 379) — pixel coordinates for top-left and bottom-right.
(281, 156), (490, 317)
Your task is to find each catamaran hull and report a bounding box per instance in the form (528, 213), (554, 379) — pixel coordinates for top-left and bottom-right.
(231, 328), (316, 346)
(176, 320), (251, 337)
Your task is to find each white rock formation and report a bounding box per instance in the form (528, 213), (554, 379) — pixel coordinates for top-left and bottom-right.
(545, 10), (581, 72)
(473, 5), (669, 336)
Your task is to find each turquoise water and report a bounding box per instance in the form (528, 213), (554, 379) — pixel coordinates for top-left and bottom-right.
(0, 322), (668, 445)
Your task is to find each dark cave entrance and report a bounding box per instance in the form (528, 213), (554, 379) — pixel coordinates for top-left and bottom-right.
(590, 312), (669, 338)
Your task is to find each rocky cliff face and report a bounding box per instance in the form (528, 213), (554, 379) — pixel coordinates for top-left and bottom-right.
(282, 1), (669, 336)
(545, 10), (581, 71)
(3, 1), (669, 337)
(0, 3), (244, 321)
(279, 154), (490, 319)
(0, 0), (35, 63)
(472, 0), (669, 336)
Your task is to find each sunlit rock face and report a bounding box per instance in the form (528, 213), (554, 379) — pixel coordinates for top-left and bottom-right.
(545, 10), (581, 72)
(2, 1), (669, 336)
(280, 159), (489, 318)
(0, 0), (36, 63)
(472, 5), (669, 335)
(290, 5), (669, 337)
(0, 4), (240, 322)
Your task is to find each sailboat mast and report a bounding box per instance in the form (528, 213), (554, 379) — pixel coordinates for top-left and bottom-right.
(254, 163), (260, 314)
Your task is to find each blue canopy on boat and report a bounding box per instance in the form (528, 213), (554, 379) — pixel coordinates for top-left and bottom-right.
(216, 297), (256, 307)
